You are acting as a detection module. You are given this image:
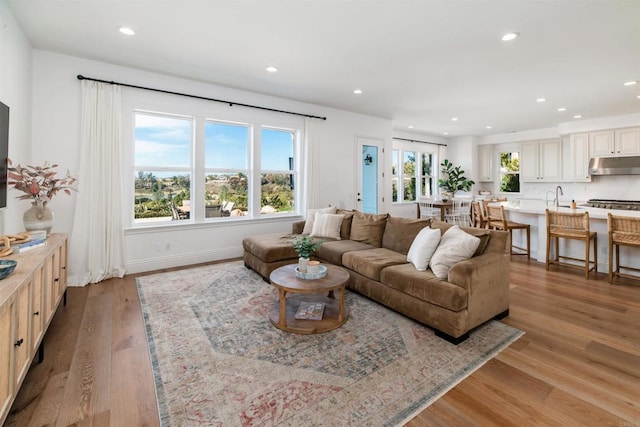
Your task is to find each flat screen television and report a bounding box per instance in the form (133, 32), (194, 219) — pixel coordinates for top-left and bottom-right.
(0, 101), (8, 209)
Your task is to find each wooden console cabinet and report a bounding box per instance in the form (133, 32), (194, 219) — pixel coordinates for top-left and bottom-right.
(0, 234), (68, 423)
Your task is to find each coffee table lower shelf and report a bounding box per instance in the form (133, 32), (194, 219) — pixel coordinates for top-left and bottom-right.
(269, 294), (348, 334)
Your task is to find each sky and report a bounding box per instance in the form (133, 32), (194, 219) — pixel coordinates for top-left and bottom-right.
(134, 113), (294, 175)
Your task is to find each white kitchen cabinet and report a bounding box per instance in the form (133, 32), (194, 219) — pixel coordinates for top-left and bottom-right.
(521, 139), (562, 182)
(589, 128), (640, 157)
(566, 133), (591, 182)
(477, 145), (494, 182)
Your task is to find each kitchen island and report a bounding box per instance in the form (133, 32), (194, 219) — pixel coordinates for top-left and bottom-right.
(497, 199), (640, 274)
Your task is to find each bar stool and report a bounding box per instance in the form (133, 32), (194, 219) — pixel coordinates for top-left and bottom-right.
(608, 213), (640, 283)
(545, 209), (597, 279)
(486, 204), (530, 258)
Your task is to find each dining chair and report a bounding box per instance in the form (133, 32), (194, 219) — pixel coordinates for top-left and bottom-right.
(418, 197), (439, 220)
(445, 196), (472, 226)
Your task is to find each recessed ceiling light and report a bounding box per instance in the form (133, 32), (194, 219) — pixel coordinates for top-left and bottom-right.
(266, 66), (278, 73)
(501, 32), (519, 41)
(443, 132), (449, 135)
(408, 125), (414, 129)
(353, 89), (363, 94)
(557, 107), (567, 112)
(118, 27), (135, 36)
(637, 95), (640, 99)
(486, 126), (492, 129)
(573, 114), (582, 119)
(451, 117), (458, 121)
(623, 81), (638, 86)
(536, 98), (546, 103)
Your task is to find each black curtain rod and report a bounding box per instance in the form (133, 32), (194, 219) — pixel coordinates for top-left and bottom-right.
(393, 137), (447, 147)
(77, 74), (327, 121)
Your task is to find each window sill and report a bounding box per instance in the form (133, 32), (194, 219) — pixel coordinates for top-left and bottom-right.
(125, 213), (303, 235)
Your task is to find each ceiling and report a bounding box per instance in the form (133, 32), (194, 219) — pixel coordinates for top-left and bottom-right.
(6, 0), (640, 137)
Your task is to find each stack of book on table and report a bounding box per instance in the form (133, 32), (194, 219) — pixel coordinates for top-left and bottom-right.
(12, 233), (47, 253)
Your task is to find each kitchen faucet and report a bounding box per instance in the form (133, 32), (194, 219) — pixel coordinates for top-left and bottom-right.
(555, 185), (564, 208)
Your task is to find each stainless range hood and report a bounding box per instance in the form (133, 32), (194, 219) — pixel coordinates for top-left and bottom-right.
(589, 156), (640, 175)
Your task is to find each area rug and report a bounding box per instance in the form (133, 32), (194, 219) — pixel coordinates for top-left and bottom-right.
(136, 261), (523, 426)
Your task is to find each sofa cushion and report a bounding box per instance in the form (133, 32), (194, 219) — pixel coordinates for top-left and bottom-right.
(380, 263), (468, 311)
(381, 216), (431, 254)
(342, 248), (407, 281)
(406, 227), (442, 271)
(302, 206), (337, 234)
(429, 226), (481, 279)
(242, 233), (300, 263)
(349, 211), (388, 247)
(336, 209), (355, 240)
(430, 220), (491, 257)
(316, 240), (376, 265)
(310, 213), (344, 240)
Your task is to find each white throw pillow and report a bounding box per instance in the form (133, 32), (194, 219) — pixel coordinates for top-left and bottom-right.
(302, 206), (337, 235)
(310, 213), (345, 240)
(407, 227), (442, 271)
(429, 226), (481, 279)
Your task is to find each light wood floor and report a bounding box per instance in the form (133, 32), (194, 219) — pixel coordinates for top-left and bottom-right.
(6, 258), (640, 426)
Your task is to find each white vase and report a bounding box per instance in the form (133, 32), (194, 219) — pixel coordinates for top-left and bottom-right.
(23, 200), (54, 234)
(298, 257), (309, 273)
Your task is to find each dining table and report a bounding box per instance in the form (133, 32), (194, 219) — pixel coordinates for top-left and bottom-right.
(416, 199), (453, 221)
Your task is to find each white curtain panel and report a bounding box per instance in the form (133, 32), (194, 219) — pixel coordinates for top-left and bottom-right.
(68, 81), (126, 286)
(304, 117), (322, 210)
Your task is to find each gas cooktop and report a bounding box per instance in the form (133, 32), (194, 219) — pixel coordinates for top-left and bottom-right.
(586, 199), (640, 210)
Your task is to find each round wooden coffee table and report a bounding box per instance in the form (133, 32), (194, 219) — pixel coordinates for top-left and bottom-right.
(269, 263), (349, 334)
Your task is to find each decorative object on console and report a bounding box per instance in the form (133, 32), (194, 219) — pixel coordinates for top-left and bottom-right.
(0, 259), (17, 280)
(292, 235), (322, 273)
(438, 159), (475, 197)
(0, 232), (31, 257)
(7, 159), (78, 233)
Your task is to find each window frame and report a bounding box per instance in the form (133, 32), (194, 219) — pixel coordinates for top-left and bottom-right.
(391, 141), (438, 203)
(127, 106), (304, 229)
(498, 150), (521, 194)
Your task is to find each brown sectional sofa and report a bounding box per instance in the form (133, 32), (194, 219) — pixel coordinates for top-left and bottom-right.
(242, 212), (511, 344)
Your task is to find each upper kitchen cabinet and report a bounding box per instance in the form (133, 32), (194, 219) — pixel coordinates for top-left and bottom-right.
(590, 127), (640, 157)
(477, 145), (494, 182)
(521, 138), (562, 182)
(566, 133), (591, 182)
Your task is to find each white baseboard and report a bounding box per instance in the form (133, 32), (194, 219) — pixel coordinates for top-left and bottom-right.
(126, 246), (244, 274)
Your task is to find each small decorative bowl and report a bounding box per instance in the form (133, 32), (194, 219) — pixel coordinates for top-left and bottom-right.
(0, 260), (17, 280)
(295, 265), (328, 280)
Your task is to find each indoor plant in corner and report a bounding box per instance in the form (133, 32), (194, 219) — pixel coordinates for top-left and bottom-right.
(7, 159), (78, 234)
(438, 159), (475, 199)
(292, 235), (322, 273)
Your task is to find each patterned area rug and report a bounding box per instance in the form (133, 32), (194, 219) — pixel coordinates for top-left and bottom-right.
(136, 261), (523, 426)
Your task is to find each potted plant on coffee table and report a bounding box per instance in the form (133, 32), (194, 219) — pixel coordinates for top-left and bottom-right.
(438, 159), (475, 199)
(292, 236), (322, 273)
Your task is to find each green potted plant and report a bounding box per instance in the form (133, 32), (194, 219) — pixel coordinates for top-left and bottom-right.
(438, 159), (475, 199)
(292, 236), (322, 272)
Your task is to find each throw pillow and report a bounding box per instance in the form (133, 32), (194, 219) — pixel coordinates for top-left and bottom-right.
(310, 213), (345, 240)
(336, 209), (355, 240)
(349, 211), (388, 247)
(429, 225), (481, 279)
(302, 206), (337, 235)
(407, 227), (442, 271)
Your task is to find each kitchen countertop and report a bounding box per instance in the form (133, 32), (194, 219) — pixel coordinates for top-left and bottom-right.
(497, 199), (640, 219)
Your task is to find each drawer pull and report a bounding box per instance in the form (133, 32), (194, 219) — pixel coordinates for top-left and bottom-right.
(54, 278), (59, 282)
(14, 338), (24, 347)
(34, 311), (40, 316)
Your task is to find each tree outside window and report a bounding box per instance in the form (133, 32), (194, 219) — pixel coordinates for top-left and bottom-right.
(500, 151), (520, 193)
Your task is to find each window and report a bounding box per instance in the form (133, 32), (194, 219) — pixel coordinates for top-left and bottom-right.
(392, 146), (436, 203)
(500, 151), (520, 193)
(132, 111), (300, 225)
(134, 113), (192, 222)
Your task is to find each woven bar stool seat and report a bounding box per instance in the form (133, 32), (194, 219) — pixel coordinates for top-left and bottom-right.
(546, 209), (597, 279)
(608, 213), (640, 283)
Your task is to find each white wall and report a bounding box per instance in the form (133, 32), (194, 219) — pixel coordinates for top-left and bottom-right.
(0, 0), (32, 235)
(31, 50), (393, 273)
